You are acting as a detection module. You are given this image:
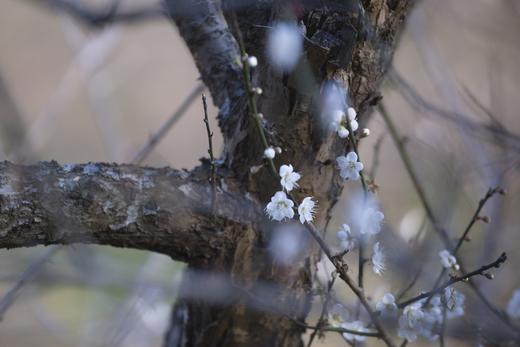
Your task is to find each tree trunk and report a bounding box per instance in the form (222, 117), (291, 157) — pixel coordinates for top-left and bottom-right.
(163, 1), (413, 346)
(0, 1), (414, 346)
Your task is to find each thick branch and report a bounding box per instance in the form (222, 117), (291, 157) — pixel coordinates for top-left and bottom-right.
(0, 161), (258, 263)
(165, 0), (245, 146)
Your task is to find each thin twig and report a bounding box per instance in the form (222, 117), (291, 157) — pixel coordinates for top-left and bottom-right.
(306, 274), (337, 347)
(396, 267), (423, 302)
(439, 305), (447, 347)
(33, 0), (165, 27)
(343, 119), (368, 295)
(428, 187), (502, 302)
(229, 12), (278, 177)
(132, 83), (205, 164)
(228, 11), (394, 347)
(388, 69), (520, 152)
(234, 281), (380, 338)
(378, 102), (450, 245)
(202, 94), (217, 210)
(453, 187), (502, 253)
(397, 252), (507, 309)
(368, 133), (385, 181)
(378, 101), (517, 331)
(304, 223), (397, 347)
(0, 247), (60, 321)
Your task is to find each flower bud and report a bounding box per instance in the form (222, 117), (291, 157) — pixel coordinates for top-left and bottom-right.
(264, 147), (276, 159)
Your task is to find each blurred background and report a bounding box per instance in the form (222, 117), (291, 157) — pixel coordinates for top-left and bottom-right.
(0, 0), (519, 346)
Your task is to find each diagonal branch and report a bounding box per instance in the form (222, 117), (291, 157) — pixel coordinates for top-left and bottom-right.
(0, 161), (258, 263)
(397, 252), (507, 309)
(31, 0), (166, 27)
(165, 0), (245, 147)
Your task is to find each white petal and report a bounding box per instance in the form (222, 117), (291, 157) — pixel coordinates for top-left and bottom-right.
(346, 151), (358, 162)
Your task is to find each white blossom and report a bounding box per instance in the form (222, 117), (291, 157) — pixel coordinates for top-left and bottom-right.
(376, 293), (397, 315)
(336, 152), (364, 180)
(398, 299), (445, 342)
(444, 287), (465, 319)
(371, 242), (385, 275)
(264, 147), (276, 159)
(398, 303), (425, 342)
(336, 224), (356, 251)
(359, 207), (385, 235)
(341, 320), (368, 342)
(265, 191), (294, 221)
(279, 164), (301, 192)
(267, 22), (303, 71)
(330, 108), (359, 138)
(439, 249), (460, 271)
(297, 197), (316, 224)
(507, 289), (520, 319)
(247, 55), (258, 67)
(328, 303), (349, 327)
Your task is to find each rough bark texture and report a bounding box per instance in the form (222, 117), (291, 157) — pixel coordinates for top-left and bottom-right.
(0, 161), (260, 262)
(0, 1), (414, 347)
(162, 1), (413, 347)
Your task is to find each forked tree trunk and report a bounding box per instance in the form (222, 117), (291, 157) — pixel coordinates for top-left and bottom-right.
(0, 1), (412, 346)
(163, 1), (413, 346)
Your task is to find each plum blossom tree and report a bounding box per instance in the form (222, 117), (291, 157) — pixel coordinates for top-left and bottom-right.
(1, 1), (518, 347)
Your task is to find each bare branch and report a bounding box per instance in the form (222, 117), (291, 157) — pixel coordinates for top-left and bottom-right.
(0, 75), (34, 162)
(132, 83), (205, 164)
(397, 252), (507, 309)
(31, 0), (166, 27)
(0, 161), (258, 263)
(388, 69), (520, 152)
(0, 246), (59, 321)
(165, 0), (245, 146)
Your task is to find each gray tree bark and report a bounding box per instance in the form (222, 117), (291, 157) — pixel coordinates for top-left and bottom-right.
(0, 1), (414, 346)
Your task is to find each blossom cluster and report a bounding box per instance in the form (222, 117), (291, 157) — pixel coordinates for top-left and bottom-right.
(397, 288), (465, 342)
(248, 47), (472, 346)
(334, 195), (386, 276)
(329, 287), (465, 344)
(265, 164), (316, 225)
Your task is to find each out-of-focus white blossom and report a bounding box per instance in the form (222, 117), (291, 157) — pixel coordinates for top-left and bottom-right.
(336, 224), (356, 251)
(336, 152), (364, 181)
(267, 22), (303, 71)
(359, 207), (385, 235)
(269, 224), (305, 264)
(265, 191), (294, 221)
(398, 298), (448, 342)
(439, 249), (460, 271)
(444, 287), (465, 319)
(507, 289), (520, 319)
(328, 303), (349, 327)
(376, 293), (397, 314)
(398, 302), (425, 342)
(279, 164), (301, 192)
(264, 147), (276, 159)
(341, 320), (368, 342)
(297, 197), (316, 224)
(371, 242), (385, 275)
